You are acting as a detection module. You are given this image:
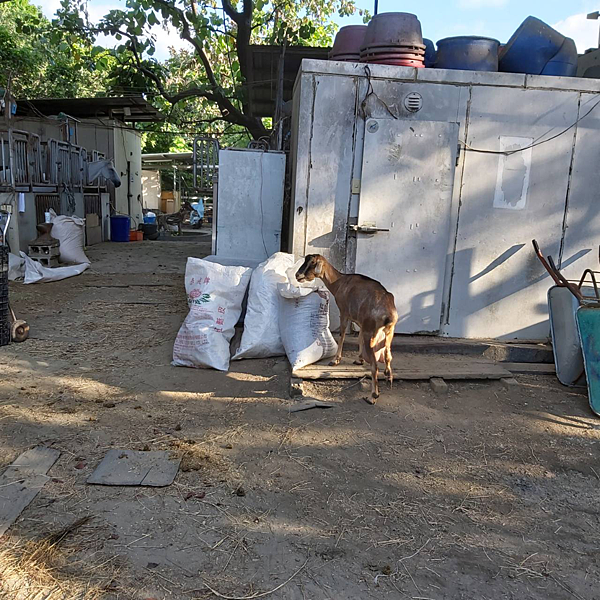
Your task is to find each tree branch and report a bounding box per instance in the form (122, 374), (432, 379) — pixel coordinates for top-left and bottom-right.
(221, 0), (242, 24)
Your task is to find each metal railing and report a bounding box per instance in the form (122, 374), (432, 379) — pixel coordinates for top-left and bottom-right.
(0, 130), (48, 189)
(0, 128), (110, 191)
(193, 136), (219, 194)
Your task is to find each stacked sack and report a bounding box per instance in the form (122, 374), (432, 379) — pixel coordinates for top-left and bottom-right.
(173, 253), (337, 371)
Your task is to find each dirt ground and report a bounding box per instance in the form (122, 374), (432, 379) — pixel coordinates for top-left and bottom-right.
(1, 235), (600, 600)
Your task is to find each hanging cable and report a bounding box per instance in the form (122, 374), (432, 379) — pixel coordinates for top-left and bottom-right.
(460, 96), (600, 156)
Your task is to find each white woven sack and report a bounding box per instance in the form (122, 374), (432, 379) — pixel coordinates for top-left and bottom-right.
(48, 209), (89, 264)
(173, 258), (252, 371)
(233, 252), (295, 360)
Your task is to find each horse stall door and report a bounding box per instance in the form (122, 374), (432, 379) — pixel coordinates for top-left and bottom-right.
(355, 119), (458, 334)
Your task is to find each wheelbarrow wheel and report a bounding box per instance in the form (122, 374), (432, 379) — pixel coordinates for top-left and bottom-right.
(11, 319), (29, 342)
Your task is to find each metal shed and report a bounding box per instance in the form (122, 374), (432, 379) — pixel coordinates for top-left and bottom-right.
(289, 60), (600, 340)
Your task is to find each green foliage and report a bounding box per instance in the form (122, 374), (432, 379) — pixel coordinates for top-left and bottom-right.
(54, 0), (369, 139)
(0, 0), (114, 97)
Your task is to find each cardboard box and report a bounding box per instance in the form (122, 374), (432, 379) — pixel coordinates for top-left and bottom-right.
(86, 213), (102, 246)
(86, 213), (100, 227)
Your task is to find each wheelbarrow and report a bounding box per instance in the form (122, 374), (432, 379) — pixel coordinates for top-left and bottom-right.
(1, 209), (29, 343)
(533, 240), (600, 415)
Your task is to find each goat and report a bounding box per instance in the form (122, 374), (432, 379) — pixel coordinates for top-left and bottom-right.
(296, 254), (398, 404)
(158, 201), (194, 236)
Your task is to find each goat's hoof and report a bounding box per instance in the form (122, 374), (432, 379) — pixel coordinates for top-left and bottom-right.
(329, 359), (341, 367)
(364, 396), (376, 405)
(353, 359), (365, 365)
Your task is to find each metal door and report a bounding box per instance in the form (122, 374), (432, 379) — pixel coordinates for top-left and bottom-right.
(355, 119), (458, 333)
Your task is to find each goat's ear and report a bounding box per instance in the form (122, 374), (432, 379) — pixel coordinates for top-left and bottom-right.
(314, 261), (322, 275)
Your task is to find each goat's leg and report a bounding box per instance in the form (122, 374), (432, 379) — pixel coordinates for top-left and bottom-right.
(354, 330), (365, 365)
(329, 315), (348, 366)
(384, 325), (394, 388)
(362, 331), (379, 404)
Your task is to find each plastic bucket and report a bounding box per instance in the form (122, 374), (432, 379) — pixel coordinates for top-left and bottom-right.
(110, 215), (130, 242)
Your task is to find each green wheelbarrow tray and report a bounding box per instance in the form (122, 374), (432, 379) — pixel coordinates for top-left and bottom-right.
(575, 305), (600, 416)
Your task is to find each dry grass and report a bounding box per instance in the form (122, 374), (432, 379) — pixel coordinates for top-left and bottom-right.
(0, 517), (111, 600)
(170, 439), (233, 478)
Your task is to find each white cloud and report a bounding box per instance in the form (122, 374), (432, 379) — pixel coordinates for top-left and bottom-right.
(553, 12), (599, 53)
(458, 0), (508, 8)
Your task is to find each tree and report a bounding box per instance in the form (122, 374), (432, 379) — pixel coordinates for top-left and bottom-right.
(0, 0), (113, 98)
(55, 0), (369, 140)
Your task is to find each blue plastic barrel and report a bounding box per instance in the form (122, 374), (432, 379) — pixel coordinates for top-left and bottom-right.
(499, 16), (565, 75)
(110, 215), (130, 242)
(435, 36), (499, 71)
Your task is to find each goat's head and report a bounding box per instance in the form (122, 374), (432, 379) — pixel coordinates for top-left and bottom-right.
(296, 254), (325, 283)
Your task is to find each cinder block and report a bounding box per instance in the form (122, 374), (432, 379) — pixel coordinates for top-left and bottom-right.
(430, 377), (448, 394)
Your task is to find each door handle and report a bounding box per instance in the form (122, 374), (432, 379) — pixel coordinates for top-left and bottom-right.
(349, 225), (390, 233)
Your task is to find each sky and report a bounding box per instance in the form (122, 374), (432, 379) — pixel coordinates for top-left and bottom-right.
(41, 0), (600, 61)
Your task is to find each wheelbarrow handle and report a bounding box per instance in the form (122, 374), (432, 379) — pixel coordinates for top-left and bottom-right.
(547, 255), (585, 303)
(532, 239), (562, 285)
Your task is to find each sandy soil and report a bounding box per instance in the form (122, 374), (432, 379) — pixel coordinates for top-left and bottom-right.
(1, 236), (599, 600)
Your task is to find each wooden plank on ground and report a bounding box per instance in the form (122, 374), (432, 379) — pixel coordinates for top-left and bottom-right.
(293, 356), (512, 380)
(0, 446), (60, 536)
(503, 362), (556, 375)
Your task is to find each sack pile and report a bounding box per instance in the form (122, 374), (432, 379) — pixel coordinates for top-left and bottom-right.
(173, 253), (337, 371)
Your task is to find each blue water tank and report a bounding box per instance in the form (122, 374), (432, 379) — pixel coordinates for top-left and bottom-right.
(499, 16), (565, 75)
(541, 38), (578, 77)
(435, 36), (499, 71)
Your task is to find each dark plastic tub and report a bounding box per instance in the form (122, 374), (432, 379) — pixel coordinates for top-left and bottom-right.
(424, 38), (436, 67)
(435, 36), (499, 71)
(330, 25), (368, 60)
(499, 16), (565, 75)
(110, 215), (131, 243)
(142, 223), (159, 240)
(362, 12), (424, 51)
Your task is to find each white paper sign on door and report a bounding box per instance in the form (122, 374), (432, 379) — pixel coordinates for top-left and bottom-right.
(493, 136), (533, 211)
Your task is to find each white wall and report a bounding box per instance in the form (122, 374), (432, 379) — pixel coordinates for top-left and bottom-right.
(142, 170), (161, 209)
(113, 126), (143, 227)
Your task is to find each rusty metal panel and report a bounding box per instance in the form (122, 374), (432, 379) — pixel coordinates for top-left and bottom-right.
(84, 194), (101, 219)
(355, 119), (458, 333)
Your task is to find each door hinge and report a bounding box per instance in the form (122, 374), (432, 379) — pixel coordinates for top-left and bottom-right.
(456, 143), (461, 167)
(351, 178), (361, 194)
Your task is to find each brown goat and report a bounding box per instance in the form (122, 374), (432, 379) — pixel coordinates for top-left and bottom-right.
(296, 254), (398, 404)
